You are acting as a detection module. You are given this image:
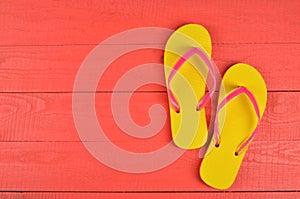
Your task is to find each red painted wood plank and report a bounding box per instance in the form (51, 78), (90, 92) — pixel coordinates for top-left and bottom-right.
(0, 140), (299, 191)
(0, 92), (298, 142)
(0, 0), (298, 45)
(0, 192), (299, 199)
(0, 44), (299, 92)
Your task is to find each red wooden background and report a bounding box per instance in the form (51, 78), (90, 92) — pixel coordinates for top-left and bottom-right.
(0, 0), (299, 198)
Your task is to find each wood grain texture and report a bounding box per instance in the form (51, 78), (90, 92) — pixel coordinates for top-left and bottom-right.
(0, 0), (298, 45)
(0, 140), (299, 191)
(0, 44), (299, 92)
(0, 92), (298, 142)
(0, 192), (299, 199)
(0, 93), (299, 191)
(0, 0), (299, 196)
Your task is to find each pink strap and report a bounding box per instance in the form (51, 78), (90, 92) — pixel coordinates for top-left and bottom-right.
(214, 86), (261, 155)
(167, 47), (216, 113)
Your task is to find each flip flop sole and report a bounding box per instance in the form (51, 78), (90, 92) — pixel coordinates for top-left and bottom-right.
(200, 63), (267, 189)
(164, 24), (212, 149)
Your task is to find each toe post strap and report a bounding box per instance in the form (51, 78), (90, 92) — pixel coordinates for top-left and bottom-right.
(213, 86), (261, 155)
(167, 47), (216, 113)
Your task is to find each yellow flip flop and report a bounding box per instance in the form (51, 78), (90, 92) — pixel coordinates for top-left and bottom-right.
(164, 24), (215, 149)
(200, 63), (267, 189)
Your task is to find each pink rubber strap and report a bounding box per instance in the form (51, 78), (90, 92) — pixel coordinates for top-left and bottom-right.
(214, 86), (261, 155)
(167, 47), (216, 113)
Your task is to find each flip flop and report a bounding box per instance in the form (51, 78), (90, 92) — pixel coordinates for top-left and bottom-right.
(200, 63), (267, 189)
(164, 24), (216, 149)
